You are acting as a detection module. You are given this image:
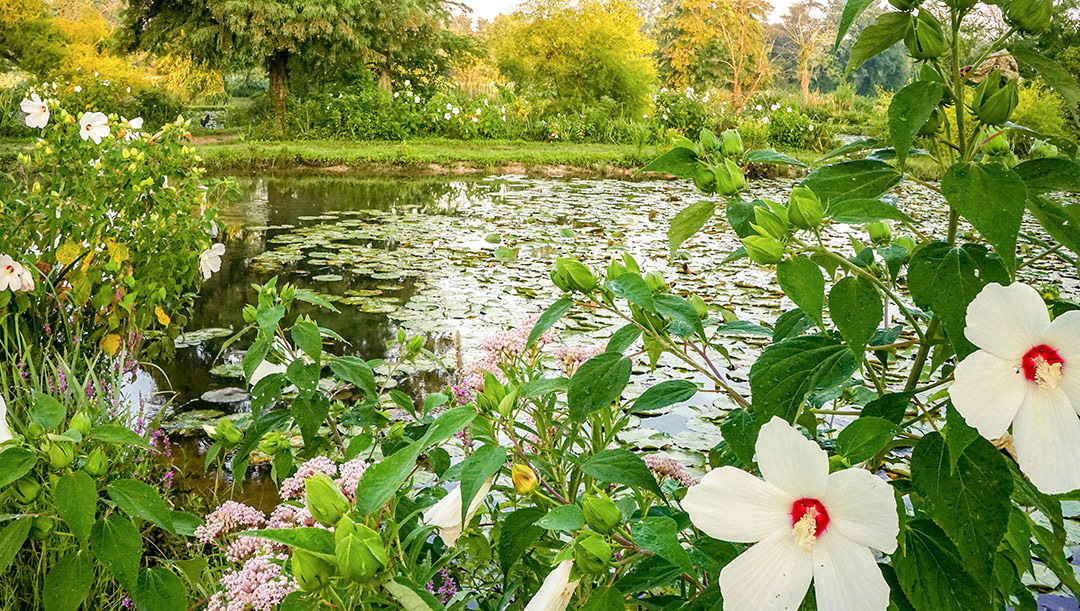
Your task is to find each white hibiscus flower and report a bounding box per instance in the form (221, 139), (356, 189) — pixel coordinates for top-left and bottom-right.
(20, 94), (49, 129)
(0, 396), (13, 444)
(422, 478), (492, 547)
(199, 243), (225, 280)
(949, 282), (1080, 494)
(683, 417), (899, 611)
(0, 255), (25, 292)
(523, 560), (579, 611)
(78, 112), (110, 144)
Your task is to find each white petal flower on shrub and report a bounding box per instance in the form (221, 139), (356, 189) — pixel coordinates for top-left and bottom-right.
(78, 112), (110, 144)
(524, 560), (579, 611)
(20, 94), (49, 129)
(683, 417), (899, 611)
(949, 282), (1080, 494)
(422, 478), (492, 547)
(0, 396), (13, 444)
(199, 243), (226, 280)
(73, 85), (82, 93)
(249, 360), (287, 387)
(129, 117), (143, 129)
(17, 266), (34, 292)
(0, 255), (25, 292)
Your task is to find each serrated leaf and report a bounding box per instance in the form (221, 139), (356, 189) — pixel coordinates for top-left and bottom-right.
(528, 297), (574, 348)
(803, 160), (903, 204)
(888, 81), (942, 168)
(836, 417), (897, 463)
(749, 335), (858, 423)
(827, 198), (916, 224)
(90, 514), (141, 592)
(941, 162), (1026, 274)
(846, 12), (912, 75)
(893, 519), (992, 611)
(107, 479), (175, 534)
(632, 379), (698, 413)
(640, 146), (699, 178)
(828, 275), (883, 361)
(630, 516), (694, 574)
(536, 505), (584, 531)
(568, 353), (632, 421)
(55, 471), (96, 545)
(582, 449), (664, 498)
(777, 256), (825, 329)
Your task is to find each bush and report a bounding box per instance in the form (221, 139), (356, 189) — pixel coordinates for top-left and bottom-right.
(764, 107), (835, 151)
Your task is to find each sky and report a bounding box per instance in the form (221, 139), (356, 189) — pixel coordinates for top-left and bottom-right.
(461, 0), (799, 22)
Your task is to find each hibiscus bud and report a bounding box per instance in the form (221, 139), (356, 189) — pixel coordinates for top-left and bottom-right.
(605, 260), (627, 282)
(26, 423), (44, 440)
(47, 441), (75, 470)
(83, 447), (109, 477)
(306, 473), (350, 527)
(512, 464), (539, 494)
(582, 493), (621, 534)
(30, 515), (55, 541)
(972, 71), (1019, 126)
(699, 128), (720, 153)
(753, 206), (789, 239)
(335, 518), (388, 583)
(894, 236), (917, 253)
(865, 221), (893, 245)
(787, 187), (824, 230)
(644, 271), (668, 294)
(742, 235), (784, 265)
(904, 10), (946, 60)
(715, 159), (746, 196)
(1006, 0), (1052, 33)
(720, 129), (744, 157)
(555, 258), (598, 293)
(292, 549), (335, 591)
(258, 432), (289, 456)
(69, 411), (92, 437)
(550, 269), (571, 292)
(918, 106), (944, 136)
(943, 0), (975, 13)
(13, 476), (41, 504)
(692, 165), (716, 194)
(573, 532), (613, 574)
(1030, 139), (1061, 159)
(982, 129), (1011, 155)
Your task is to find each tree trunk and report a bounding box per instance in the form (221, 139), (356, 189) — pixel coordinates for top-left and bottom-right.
(799, 54), (811, 99)
(268, 50), (290, 122)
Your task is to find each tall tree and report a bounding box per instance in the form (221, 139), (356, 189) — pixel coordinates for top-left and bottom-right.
(777, 0), (827, 99)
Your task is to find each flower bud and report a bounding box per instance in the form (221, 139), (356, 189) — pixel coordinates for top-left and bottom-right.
(742, 235), (784, 265)
(258, 431), (289, 456)
(13, 476), (41, 504)
(555, 258), (598, 293)
(48, 441), (75, 470)
(306, 473), (351, 527)
(26, 423), (44, 440)
(1030, 139), (1061, 159)
(335, 518), (388, 583)
(971, 71), (1019, 126)
(692, 165), (716, 194)
(865, 221), (893, 245)
(30, 515), (55, 540)
(573, 532), (613, 575)
(753, 206), (789, 239)
(894, 235), (917, 253)
(981, 129), (1011, 155)
(918, 106), (944, 136)
(943, 0), (975, 13)
(699, 128), (720, 153)
(644, 271), (668, 294)
(605, 260), (627, 282)
(1006, 0), (1052, 33)
(511, 464), (539, 494)
(83, 447), (108, 477)
(69, 411), (92, 437)
(714, 159), (746, 196)
(582, 493), (621, 534)
(904, 10), (946, 60)
(720, 129), (744, 157)
(787, 187), (824, 230)
(292, 549), (335, 591)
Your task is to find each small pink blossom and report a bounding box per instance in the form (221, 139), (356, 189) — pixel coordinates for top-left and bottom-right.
(278, 456), (337, 500)
(207, 554), (295, 611)
(195, 501), (266, 544)
(643, 454), (698, 487)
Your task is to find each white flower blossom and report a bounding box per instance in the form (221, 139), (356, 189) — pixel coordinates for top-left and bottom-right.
(422, 479), (492, 547)
(0, 255), (25, 292)
(199, 243), (225, 280)
(523, 560), (579, 611)
(20, 94), (49, 129)
(78, 112), (109, 144)
(0, 396), (13, 444)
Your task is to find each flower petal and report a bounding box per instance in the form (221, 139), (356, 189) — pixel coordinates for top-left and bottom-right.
(683, 466), (792, 543)
(524, 560), (579, 611)
(822, 469), (898, 554)
(720, 529), (813, 611)
(1012, 387), (1080, 494)
(1044, 311), (1080, 412)
(964, 282), (1049, 359)
(949, 349), (1026, 439)
(812, 531), (891, 611)
(756, 417), (828, 499)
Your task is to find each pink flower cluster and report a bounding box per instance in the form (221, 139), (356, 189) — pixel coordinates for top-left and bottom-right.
(643, 454), (697, 487)
(551, 344), (605, 375)
(458, 316), (559, 394)
(195, 501), (267, 544)
(277, 456), (369, 501)
(206, 554), (295, 611)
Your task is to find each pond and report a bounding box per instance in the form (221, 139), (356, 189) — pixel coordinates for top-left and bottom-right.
(133, 172), (1080, 604)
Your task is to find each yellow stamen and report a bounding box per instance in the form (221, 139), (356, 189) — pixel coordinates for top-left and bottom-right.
(792, 510), (818, 551)
(1034, 357), (1063, 389)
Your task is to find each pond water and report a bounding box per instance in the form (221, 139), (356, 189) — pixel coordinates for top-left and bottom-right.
(135, 172), (1080, 603)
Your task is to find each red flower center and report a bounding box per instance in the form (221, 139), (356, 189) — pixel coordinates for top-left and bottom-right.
(4, 265), (13, 274)
(1021, 344), (1064, 383)
(791, 498), (830, 534)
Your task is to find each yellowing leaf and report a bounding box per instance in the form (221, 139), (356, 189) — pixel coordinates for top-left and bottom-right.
(56, 241), (81, 266)
(101, 334), (121, 356)
(155, 306), (171, 327)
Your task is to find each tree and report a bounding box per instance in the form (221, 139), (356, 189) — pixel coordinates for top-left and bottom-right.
(0, 0), (67, 74)
(489, 0), (656, 114)
(777, 0), (827, 99)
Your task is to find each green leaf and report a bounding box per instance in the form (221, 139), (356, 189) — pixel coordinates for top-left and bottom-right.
(773, 308), (813, 343)
(640, 146), (698, 178)
(0, 517), (32, 575)
(290, 317), (322, 363)
(1030, 519), (1080, 599)
(536, 505), (584, 531)
(385, 577), (446, 610)
(606, 324), (641, 354)
(521, 377), (570, 397)
(606, 274), (655, 310)
(668, 200), (715, 256)
(458, 444), (505, 525)
(749, 335), (858, 423)
(90, 425), (152, 449)
(654, 294), (705, 339)
(894, 519), (992, 611)
(528, 297), (574, 348)
(846, 12), (912, 75)
(911, 432), (1012, 587)
(354, 441), (426, 516)
(941, 162), (1026, 274)
(106, 479), (175, 534)
(727, 199), (764, 238)
(907, 242), (1009, 358)
(720, 408), (760, 466)
(0, 447), (36, 487)
(498, 507), (545, 573)
(828, 275), (883, 361)
(135, 566), (188, 611)
(55, 471), (96, 545)
(861, 392), (912, 424)
(90, 514), (142, 592)
(290, 393), (330, 446)
(1027, 195), (1080, 254)
(567, 353), (632, 421)
(1009, 47), (1080, 120)
(582, 449), (665, 498)
(888, 81), (942, 168)
(744, 149), (807, 167)
(329, 356), (377, 398)
(834, 0), (876, 48)
(630, 516), (695, 574)
(43, 550), (93, 611)
(943, 403), (979, 473)
(802, 160), (903, 204)
(836, 417), (897, 463)
(31, 390), (66, 430)
(827, 198), (916, 224)
(240, 528), (335, 555)
(241, 337), (271, 381)
(1014, 158), (1080, 194)
(581, 586), (625, 611)
(776, 256), (825, 329)
(632, 380), (698, 413)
